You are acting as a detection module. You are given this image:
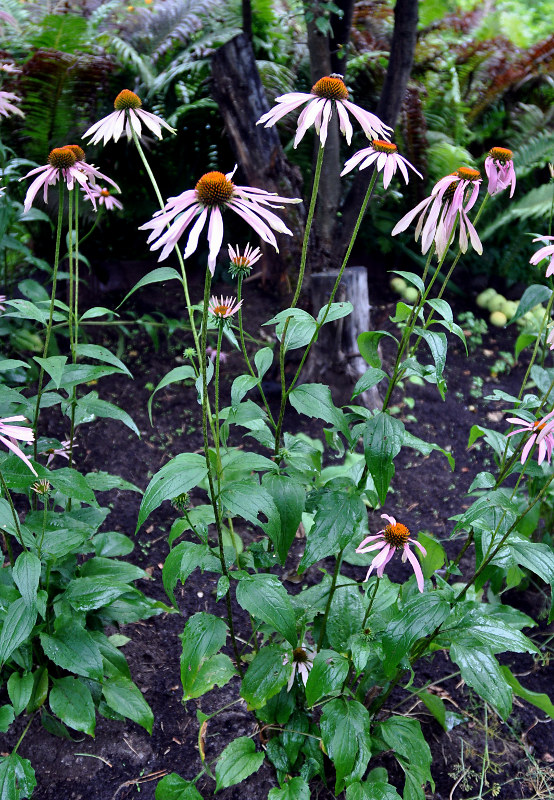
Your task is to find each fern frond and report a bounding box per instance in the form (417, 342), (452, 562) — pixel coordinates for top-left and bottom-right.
(513, 132), (554, 179)
(102, 34), (155, 85)
(257, 60), (295, 98)
(481, 184), (554, 241)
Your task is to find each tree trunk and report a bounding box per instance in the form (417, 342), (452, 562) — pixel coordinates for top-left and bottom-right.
(210, 34), (305, 293)
(331, 0), (419, 263)
(303, 266), (381, 408)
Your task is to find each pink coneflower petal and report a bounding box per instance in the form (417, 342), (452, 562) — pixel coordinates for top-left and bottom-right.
(403, 545), (425, 592)
(358, 514), (430, 592)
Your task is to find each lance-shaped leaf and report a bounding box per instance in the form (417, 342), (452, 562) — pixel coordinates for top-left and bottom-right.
(235, 574), (296, 645)
(320, 698), (371, 794)
(363, 413), (405, 505)
(136, 453), (208, 531)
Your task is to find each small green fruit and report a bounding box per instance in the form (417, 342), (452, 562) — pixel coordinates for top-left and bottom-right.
(476, 288), (496, 308)
(488, 294), (506, 313)
(390, 276), (407, 294)
(403, 286), (419, 304)
(490, 310), (507, 327)
(500, 300), (518, 320)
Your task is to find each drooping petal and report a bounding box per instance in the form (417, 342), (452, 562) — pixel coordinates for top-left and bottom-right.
(404, 545), (425, 592)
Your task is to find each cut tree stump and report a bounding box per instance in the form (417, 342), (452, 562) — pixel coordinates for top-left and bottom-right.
(304, 266), (382, 409)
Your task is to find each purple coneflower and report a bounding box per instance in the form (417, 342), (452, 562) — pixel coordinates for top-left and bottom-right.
(82, 89), (175, 146)
(0, 294), (5, 312)
(529, 235), (554, 278)
(506, 410), (554, 466)
(139, 167), (300, 275)
(356, 513), (427, 592)
(85, 185), (123, 211)
(392, 167), (483, 260)
(208, 295), (243, 319)
(283, 645), (315, 691)
(45, 439), (73, 467)
(257, 73), (391, 149)
(485, 146), (516, 197)
(0, 91), (23, 119)
(341, 139), (422, 188)
(228, 243), (262, 278)
(0, 416), (37, 475)
(20, 146), (118, 212)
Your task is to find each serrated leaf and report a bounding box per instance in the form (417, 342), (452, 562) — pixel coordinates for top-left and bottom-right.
(180, 613), (235, 700)
(305, 649), (349, 706)
(289, 383), (348, 437)
(215, 737), (264, 791)
(241, 645), (292, 709)
(376, 717), (432, 799)
(381, 594), (450, 676)
(363, 412), (405, 505)
(235, 574), (296, 645)
(137, 453), (208, 531)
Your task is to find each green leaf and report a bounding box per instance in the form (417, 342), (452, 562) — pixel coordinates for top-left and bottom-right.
(79, 556), (147, 584)
(46, 364), (122, 391)
(320, 698), (371, 794)
(416, 533), (445, 579)
(262, 474), (304, 564)
(255, 347), (273, 379)
(39, 620), (103, 680)
(305, 649), (349, 706)
(12, 552), (41, 607)
(326, 583), (365, 651)
(376, 717), (432, 800)
(316, 301), (353, 324)
(74, 392), (139, 437)
(235, 574), (297, 645)
(231, 375), (259, 409)
(0, 754), (36, 800)
(137, 453), (208, 531)
(402, 430), (455, 470)
(510, 284), (552, 324)
(358, 330), (398, 368)
(118, 267), (184, 307)
(289, 383), (348, 437)
(92, 531), (134, 557)
(501, 666), (554, 718)
(33, 356), (67, 389)
(352, 367), (387, 399)
(0, 706), (14, 733)
(85, 472), (142, 494)
(63, 577), (131, 612)
(418, 690), (446, 731)
(504, 534), (554, 619)
(413, 328), (448, 398)
(163, 542), (219, 607)
(363, 412), (405, 505)
(346, 781), (402, 800)
(180, 613), (235, 700)
(50, 677), (95, 736)
(7, 673), (34, 716)
(147, 365), (196, 424)
(268, 778), (311, 800)
(0, 598), (37, 667)
(215, 737), (264, 791)
(264, 308), (317, 351)
(241, 645), (292, 709)
(450, 643), (512, 719)
(381, 594), (450, 676)
(102, 674), (153, 733)
(183, 653), (236, 700)
(220, 478), (281, 545)
(155, 774), (204, 800)
(75, 343), (132, 378)
(392, 270), (425, 293)
(0, 360), (30, 372)
(426, 297), (452, 322)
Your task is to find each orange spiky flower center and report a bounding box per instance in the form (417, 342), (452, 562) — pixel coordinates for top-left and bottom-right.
(100, 188), (111, 197)
(489, 146), (513, 163)
(48, 147), (77, 169)
(312, 74), (348, 101)
(457, 167), (481, 182)
(383, 522), (410, 548)
(293, 647), (309, 663)
(372, 139), (397, 154)
(533, 420), (548, 431)
(64, 144), (85, 162)
(114, 89), (142, 110)
(195, 171), (234, 206)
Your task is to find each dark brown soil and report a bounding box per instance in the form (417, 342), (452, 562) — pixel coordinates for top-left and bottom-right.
(2, 261), (553, 800)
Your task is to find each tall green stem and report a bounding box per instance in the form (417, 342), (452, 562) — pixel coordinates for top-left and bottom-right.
(236, 276), (275, 427)
(317, 550), (343, 652)
(0, 465), (27, 558)
(33, 183), (65, 459)
(291, 144), (325, 309)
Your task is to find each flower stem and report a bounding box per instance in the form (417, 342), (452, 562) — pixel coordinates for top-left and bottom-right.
(317, 549), (343, 652)
(200, 268), (243, 675)
(361, 576), (380, 630)
(291, 144), (325, 309)
(236, 276), (275, 427)
(33, 183), (65, 460)
(0, 465), (26, 557)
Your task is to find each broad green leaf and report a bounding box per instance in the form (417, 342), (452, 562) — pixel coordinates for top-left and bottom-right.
(50, 677), (95, 735)
(363, 412), (405, 505)
(450, 643), (512, 719)
(80, 306), (115, 321)
(180, 613), (232, 700)
(305, 649), (349, 706)
(0, 754), (36, 800)
(357, 330), (398, 368)
(75, 343), (132, 378)
(501, 666), (554, 718)
(289, 383), (348, 437)
(46, 364), (122, 391)
(376, 717), (432, 800)
(392, 270), (424, 293)
(63, 577), (131, 612)
(381, 594), (450, 676)
(320, 698), (371, 794)
(262, 474), (305, 564)
(418, 690), (446, 730)
(73, 392), (139, 437)
(346, 781), (402, 800)
(12, 552), (41, 607)
(416, 533), (445, 580)
(147, 365), (196, 423)
(299, 479), (366, 572)
(33, 356), (67, 389)
(79, 557), (147, 584)
(510, 284), (552, 323)
(7, 673), (33, 716)
(264, 308), (317, 351)
(402, 430), (455, 470)
(235, 574), (297, 645)
(0, 598), (37, 667)
(241, 645), (292, 709)
(3, 299), (50, 324)
(215, 737), (264, 791)
(137, 453), (208, 531)
(0, 706), (14, 733)
(413, 328), (448, 398)
(155, 774), (203, 800)
(163, 542), (220, 607)
(85, 472), (142, 494)
(39, 620), (103, 680)
(92, 531), (134, 557)
(102, 674), (153, 733)
(326, 583), (365, 651)
(426, 297), (452, 322)
(255, 347), (273, 379)
(316, 301), (353, 324)
(118, 267), (184, 307)
(231, 375), (259, 409)
(504, 534), (554, 619)
(268, 778), (310, 800)
(0, 360), (30, 372)
(183, 653), (236, 700)
(220, 478), (281, 544)
(352, 367), (387, 399)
